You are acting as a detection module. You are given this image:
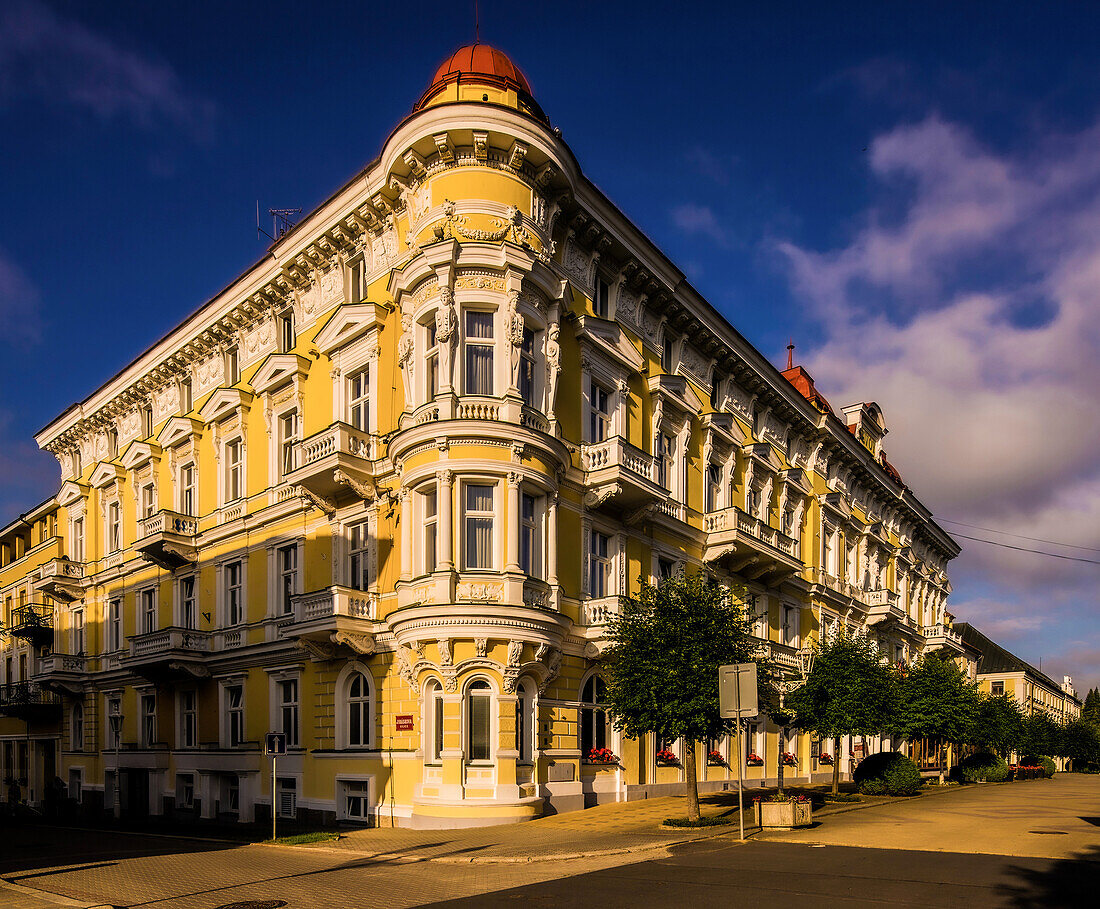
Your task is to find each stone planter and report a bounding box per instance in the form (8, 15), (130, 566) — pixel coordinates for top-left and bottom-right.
(755, 800), (813, 829)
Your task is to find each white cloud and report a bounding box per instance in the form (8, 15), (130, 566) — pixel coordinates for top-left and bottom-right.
(671, 203), (729, 246)
(0, 249), (40, 346)
(0, 0), (214, 139)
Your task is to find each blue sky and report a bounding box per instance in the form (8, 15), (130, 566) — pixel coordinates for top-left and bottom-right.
(2, 1), (1098, 693)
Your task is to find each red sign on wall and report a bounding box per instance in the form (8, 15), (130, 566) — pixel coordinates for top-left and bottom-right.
(396, 715), (414, 732)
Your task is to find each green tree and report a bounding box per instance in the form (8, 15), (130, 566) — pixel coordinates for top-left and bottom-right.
(787, 630), (901, 795)
(1083, 688), (1100, 728)
(968, 693), (1024, 758)
(1061, 718), (1100, 769)
(898, 650), (979, 781)
(603, 573), (770, 821)
(1020, 711), (1061, 761)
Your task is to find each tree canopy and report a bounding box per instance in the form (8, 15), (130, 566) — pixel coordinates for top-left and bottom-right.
(897, 650), (979, 747)
(968, 693), (1024, 758)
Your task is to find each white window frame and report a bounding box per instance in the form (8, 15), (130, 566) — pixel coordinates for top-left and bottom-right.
(140, 692), (157, 748)
(515, 679), (535, 763)
(222, 558), (245, 626)
(140, 481), (156, 520)
(220, 679), (246, 748)
(70, 516), (85, 562)
(278, 410), (300, 480)
(423, 320), (439, 404)
(277, 309), (296, 353)
(593, 274), (610, 318)
(106, 501), (122, 553)
(425, 678), (445, 764)
(346, 368), (370, 431)
(419, 486), (438, 577)
(176, 772), (195, 809)
(337, 662), (375, 750)
(71, 607), (85, 655)
(70, 703), (84, 751)
(178, 575), (198, 630)
(348, 521), (371, 590)
(179, 689), (198, 749)
(518, 325), (538, 407)
(464, 677), (495, 764)
(223, 437), (244, 504)
(587, 528), (612, 598)
(462, 480), (498, 571)
(139, 586), (157, 635)
(107, 597), (122, 652)
(337, 776), (375, 824)
(462, 309), (496, 397)
(588, 380), (612, 443)
(178, 462), (197, 516)
(275, 676), (300, 749)
(519, 489), (544, 579)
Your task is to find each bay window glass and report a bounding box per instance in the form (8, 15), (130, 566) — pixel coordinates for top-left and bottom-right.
(421, 489), (438, 575)
(520, 492), (541, 578)
(464, 311), (494, 395)
(588, 530), (611, 597)
(464, 483), (495, 570)
(349, 522), (370, 591)
(589, 382), (610, 442)
(425, 323), (439, 400)
(466, 680), (492, 762)
(348, 369), (369, 430)
(518, 327), (536, 405)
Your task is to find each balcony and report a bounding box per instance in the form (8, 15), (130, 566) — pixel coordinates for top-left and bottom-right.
(865, 589), (906, 626)
(922, 623), (965, 655)
(280, 585), (377, 656)
(0, 682), (62, 721)
(809, 569), (863, 603)
(757, 639), (803, 673)
(8, 603), (53, 648)
(703, 507), (802, 583)
(34, 558), (86, 603)
(287, 422), (377, 503)
(35, 653), (86, 697)
(582, 596), (621, 627)
(580, 436), (666, 511)
(135, 509), (199, 570)
(120, 627), (211, 679)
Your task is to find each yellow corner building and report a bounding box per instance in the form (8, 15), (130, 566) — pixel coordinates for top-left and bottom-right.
(0, 46), (964, 828)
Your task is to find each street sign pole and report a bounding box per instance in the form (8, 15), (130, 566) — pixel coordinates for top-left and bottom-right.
(271, 751), (277, 843)
(265, 732), (286, 842)
(719, 663), (757, 842)
(736, 678), (744, 842)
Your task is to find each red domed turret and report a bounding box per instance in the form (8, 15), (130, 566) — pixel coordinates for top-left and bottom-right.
(416, 44), (548, 124)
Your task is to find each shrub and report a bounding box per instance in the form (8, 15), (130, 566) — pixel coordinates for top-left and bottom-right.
(663, 815), (732, 827)
(1019, 755), (1057, 778)
(853, 751), (922, 796)
(956, 752), (1010, 783)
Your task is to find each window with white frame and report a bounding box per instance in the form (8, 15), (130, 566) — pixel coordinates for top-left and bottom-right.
(781, 603), (799, 647)
(224, 438), (243, 502)
(107, 597), (122, 651)
(225, 684), (244, 747)
(277, 309), (296, 352)
(278, 678), (299, 748)
(518, 326), (536, 406)
(464, 483), (495, 570)
(279, 411), (299, 479)
(341, 779), (371, 822)
(580, 675), (609, 755)
(179, 576), (197, 630)
(588, 530), (611, 597)
(176, 772), (195, 809)
(140, 587), (157, 634)
(710, 371), (721, 409)
(107, 501), (121, 553)
(657, 556), (675, 581)
(424, 322), (439, 401)
(706, 464), (722, 513)
(745, 720), (764, 763)
(276, 544), (297, 614)
(782, 501), (796, 537)
(140, 693), (157, 747)
(349, 522), (371, 590)
(71, 607), (85, 655)
(70, 517), (84, 561)
(515, 680), (534, 763)
(347, 369), (369, 430)
(180, 690), (197, 749)
(224, 560), (244, 625)
(589, 381), (611, 442)
(179, 463), (196, 516)
(221, 774), (240, 812)
(140, 482), (156, 519)
(464, 311), (494, 395)
(749, 594), (768, 639)
(419, 489), (437, 576)
(656, 432), (674, 490)
(593, 276), (610, 318)
(822, 523), (835, 576)
(345, 671), (372, 748)
(427, 679), (444, 763)
(466, 679), (493, 762)
(71, 703), (84, 751)
(519, 491), (543, 578)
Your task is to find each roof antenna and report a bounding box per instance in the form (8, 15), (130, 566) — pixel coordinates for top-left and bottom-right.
(474, 0), (480, 43)
(786, 338), (795, 370)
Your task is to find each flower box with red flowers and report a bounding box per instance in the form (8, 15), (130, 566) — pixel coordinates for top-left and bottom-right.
(746, 753), (765, 767)
(585, 747), (619, 765)
(781, 751), (798, 767)
(706, 750), (726, 767)
(655, 749), (680, 767)
(818, 753), (834, 765)
(754, 792), (813, 828)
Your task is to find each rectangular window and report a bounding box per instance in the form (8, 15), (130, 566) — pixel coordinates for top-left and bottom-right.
(277, 544), (297, 614)
(349, 523), (371, 590)
(226, 685), (244, 747)
(107, 502), (121, 553)
(225, 347), (239, 385)
(141, 693), (157, 748)
(656, 433), (674, 490)
(588, 531), (611, 597)
(108, 598), (122, 651)
(464, 311), (494, 396)
(225, 561), (244, 625)
(464, 484), (495, 570)
(179, 464), (196, 516)
(348, 369), (369, 430)
(223, 775), (240, 812)
(706, 464), (721, 513)
(106, 428), (118, 458)
(991, 681), (1004, 696)
(180, 576), (197, 630)
(71, 517), (84, 561)
(224, 439), (243, 502)
(432, 688), (444, 763)
(589, 382), (611, 442)
(279, 411), (299, 478)
(279, 679), (299, 748)
(468, 688), (491, 762)
(593, 276), (610, 318)
(141, 483), (156, 519)
(518, 327), (536, 406)
(343, 780), (371, 821)
(180, 690), (197, 749)
(278, 311), (296, 352)
(782, 604), (798, 647)
(140, 588), (157, 634)
(425, 323), (439, 400)
(71, 608), (85, 655)
(657, 557), (674, 581)
(177, 773), (195, 809)
(421, 491), (438, 575)
(520, 492), (542, 578)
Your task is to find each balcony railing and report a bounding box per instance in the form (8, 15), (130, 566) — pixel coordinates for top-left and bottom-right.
(705, 508), (800, 559)
(287, 422), (375, 502)
(580, 436), (667, 510)
(291, 585), (376, 624)
(9, 603), (53, 646)
(582, 597), (621, 626)
(866, 591), (906, 626)
(130, 627), (211, 659)
(138, 509), (199, 538)
(922, 623), (964, 652)
(0, 681), (62, 718)
(135, 509), (199, 570)
(34, 654), (86, 697)
(34, 558), (86, 603)
(703, 507), (802, 582)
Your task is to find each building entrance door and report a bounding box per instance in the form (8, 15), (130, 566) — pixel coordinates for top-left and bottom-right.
(125, 770), (149, 818)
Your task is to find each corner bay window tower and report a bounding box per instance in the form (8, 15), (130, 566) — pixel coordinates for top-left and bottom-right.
(3, 43), (961, 828)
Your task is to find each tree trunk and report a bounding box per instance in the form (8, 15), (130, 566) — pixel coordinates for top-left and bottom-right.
(832, 735), (841, 795)
(776, 727), (785, 795)
(684, 738), (700, 821)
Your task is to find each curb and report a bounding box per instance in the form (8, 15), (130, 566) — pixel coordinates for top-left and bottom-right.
(0, 878), (112, 909)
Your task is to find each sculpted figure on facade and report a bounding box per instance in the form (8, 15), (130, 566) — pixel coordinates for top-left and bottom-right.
(545, 322), (561, 420)
(505, 290), (525, 389)
(397, 312), (415, 404)
(434, 286), (457, 390)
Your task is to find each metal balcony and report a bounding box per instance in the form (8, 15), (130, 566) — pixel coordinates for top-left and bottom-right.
(135, 509), (199, 570)
(0, 682), (62, 721)
(286, 422), (377, 503)
(8, 603), (53, 648)
(120, 627), (211, 679)
(922, 623), (965, 654)
(279, 585), (377, 657)
(34, 653), (86, 697)
(34, 558), (86, 603)
(580, 436), (667, 511)
(703, 507), (803, 583)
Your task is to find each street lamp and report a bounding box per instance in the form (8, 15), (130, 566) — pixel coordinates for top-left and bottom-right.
(773, 647), (815, 795)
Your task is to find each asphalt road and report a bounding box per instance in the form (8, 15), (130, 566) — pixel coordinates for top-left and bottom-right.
(426, 838), (1100, 909)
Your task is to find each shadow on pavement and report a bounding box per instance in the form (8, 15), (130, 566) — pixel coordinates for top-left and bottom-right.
(998, 844), (1100, 908)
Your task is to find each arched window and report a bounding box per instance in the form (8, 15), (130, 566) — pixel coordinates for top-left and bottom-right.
(466, 680), (493, 762)
(426, 679), (444, 763)
(71, 703), (84, 752)
(346, 671), (372, 748)
(580, 675), (609, 755)
(515, 680), (535, 763)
